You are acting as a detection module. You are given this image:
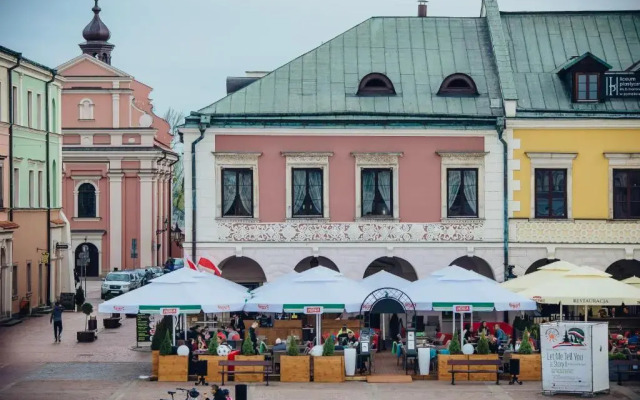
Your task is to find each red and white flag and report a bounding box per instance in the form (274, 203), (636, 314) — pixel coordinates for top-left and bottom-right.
(185, 255), (199, 271)
(197, 254), (221, 276)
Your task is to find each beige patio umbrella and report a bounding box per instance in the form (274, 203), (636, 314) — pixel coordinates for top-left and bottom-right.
(516, 266), (640, 321)
(501, 260), (579, 293)
(622, 276), (640, 288)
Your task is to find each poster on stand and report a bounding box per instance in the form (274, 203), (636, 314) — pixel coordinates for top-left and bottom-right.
(541, 322), (607, 394)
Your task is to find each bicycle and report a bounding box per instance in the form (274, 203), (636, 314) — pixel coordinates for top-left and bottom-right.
(160, 387), (201, 400)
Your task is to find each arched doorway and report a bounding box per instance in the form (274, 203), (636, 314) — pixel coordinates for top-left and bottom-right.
(526, 258), (560, 274)
(294, 256), (339, 273)
(606, 259), (640, 281)
(75, 243), (99, 277)
(363, 257), (418, 281)
(218, 256), (266, 290)
(450, 256), (494, 280)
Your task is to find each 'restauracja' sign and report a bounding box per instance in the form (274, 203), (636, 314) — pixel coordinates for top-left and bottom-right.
(605, 73), (640, 98)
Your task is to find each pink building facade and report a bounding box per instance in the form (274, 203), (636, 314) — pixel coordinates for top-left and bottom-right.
(58, 3), (176, 276)
(182, 14), (508, 289)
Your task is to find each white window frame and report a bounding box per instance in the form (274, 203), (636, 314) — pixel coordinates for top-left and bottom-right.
(28, 170), (34, 208)
(526, 152), (577, 219)
(437, 152), (487, 221)
(73, 178), (100, 219)
(604, 153), (640, 220)
(213, 152), (261, 220)
(282, 152), (332, 220)
(352, 152), (402, 220)
(12, 86), (18, 124)
(78, 98), (94, 120)
(38, 170), (43, 208)
(27, 91), (32, 128)
(36, 93), (42, 129)
(13, 168), (19, 207)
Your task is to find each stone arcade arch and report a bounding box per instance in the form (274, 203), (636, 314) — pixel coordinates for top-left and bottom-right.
(449, 256), (495, 280)
(218, 256), (266, 290)
(294, 256), (339, 273)
(363, 257), (418, 281)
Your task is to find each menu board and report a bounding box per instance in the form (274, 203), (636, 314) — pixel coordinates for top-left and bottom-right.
(136, 313), (152, 344)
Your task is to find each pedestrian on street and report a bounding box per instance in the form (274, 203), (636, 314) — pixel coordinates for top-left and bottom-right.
(50, 301), (64, 342)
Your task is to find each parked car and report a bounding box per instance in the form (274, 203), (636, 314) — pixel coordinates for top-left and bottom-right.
(149, 267), (164, 278)
(165, 258), (184, 272)
(133, 269), (149, 286)
(101, 271), (137, 299)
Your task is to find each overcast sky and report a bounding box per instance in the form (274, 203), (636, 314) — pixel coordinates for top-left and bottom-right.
(1, 0), (638, 117)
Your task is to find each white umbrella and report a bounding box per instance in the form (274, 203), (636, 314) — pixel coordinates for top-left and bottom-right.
(151, 267), (249, 294)
(251, 271), (300, 294)
(622, 276), (640, 288)
(360, 270), (410, 291)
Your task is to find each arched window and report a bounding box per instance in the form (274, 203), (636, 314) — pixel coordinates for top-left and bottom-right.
(437, 73), (479, 96)
(78, 183), (96, 218)
(78, 98), (94, 120)
(357, 73), (396, 96)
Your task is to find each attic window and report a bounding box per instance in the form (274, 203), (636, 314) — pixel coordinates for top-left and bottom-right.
(437, 73), (478, 96)
(574, 73), (600, 102)
(357, 73), (396, 96)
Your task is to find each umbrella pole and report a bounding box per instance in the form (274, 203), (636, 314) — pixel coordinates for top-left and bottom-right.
(382, 313), (386, 342)
(172, 315), (176, 346)
(184, 314), (187, 341)
(559, 302), (563, 322)
(584, 305), (588, 321)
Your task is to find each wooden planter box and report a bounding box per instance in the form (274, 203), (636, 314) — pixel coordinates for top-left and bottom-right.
(199, 355), (226, 383)
(511, 354), (541, 381)
(151, 350), (159, 377)
(313, 356), (345, 383)
(437, 354), (467, 381)
(158, 355), (189, 382)
(467, 354), (500, 381)
(281, 355), (310, 382)
(76, 331), (96, 343)
(235, 355), (265, 383)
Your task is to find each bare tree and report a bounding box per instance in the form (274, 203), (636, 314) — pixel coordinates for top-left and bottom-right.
(163, 108), (185, 228)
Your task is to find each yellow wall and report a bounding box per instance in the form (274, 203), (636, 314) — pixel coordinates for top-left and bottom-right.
(513, 129), (640, 219)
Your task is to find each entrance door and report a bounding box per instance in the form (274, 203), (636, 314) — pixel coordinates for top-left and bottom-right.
(75, 243), (99, 277)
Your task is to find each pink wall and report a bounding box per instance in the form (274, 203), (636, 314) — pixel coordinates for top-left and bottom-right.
(0, 125), (9, 209)
(216, 135), (484, 223)
(62, 93), (113, 128)
(63, 61), (117, 76)
(123, 173), (140, 269)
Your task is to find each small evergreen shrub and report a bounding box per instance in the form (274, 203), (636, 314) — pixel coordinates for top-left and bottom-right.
(151, 319), (167, 351)
(448, 330), (462, 354)
(286, 335), (299, 356)
(322, 335), (336, 356)
(241, 333), (256, 355)
(81, 302), (93, 331)
(518, 328), (533, 354)
(207, 333), (219, 355)
(476, 332), (490, 354)
(159, 331), (173, 356)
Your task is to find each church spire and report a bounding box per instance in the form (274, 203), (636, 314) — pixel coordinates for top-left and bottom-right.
(79, 0), (115, 64)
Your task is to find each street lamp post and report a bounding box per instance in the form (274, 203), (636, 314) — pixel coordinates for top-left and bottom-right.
(155, 218), (169, 266)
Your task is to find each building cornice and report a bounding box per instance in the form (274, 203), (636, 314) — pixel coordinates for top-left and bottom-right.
(200, 127), (497, 137)
(507, 118), (640, 129)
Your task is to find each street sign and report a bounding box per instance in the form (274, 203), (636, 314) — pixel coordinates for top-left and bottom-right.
(131, 238), (138, 259)
(453, 305), (472, 313)
(304, 306), (324, 314)
(56, 243), (69, 250)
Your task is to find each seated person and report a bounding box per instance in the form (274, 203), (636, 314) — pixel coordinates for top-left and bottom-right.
(272, 338), (287, 351)
(197, 334), (208, 351)
(226, 327), (241, 341)
(345, 331), (358, 348)
(494, 324), (508, 346)
(216, 327), (228, 342)
(337, 325), (354, 345)
(463, 324), (473, 344)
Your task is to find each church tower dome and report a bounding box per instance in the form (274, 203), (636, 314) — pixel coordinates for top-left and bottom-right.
(79, 0), (115, 64)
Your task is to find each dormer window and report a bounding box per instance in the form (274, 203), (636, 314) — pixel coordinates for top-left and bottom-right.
(575, 73), (599, 102)
(357, 73), (396, 96)
(437, 73), (478, 96)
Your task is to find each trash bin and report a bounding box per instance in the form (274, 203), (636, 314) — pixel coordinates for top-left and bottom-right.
(88, 316), (97, 331)
(235, 384), (247, 400)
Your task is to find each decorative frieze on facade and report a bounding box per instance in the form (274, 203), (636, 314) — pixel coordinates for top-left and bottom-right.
(511, 220), (640, 244)
(216, 221), (484, 242)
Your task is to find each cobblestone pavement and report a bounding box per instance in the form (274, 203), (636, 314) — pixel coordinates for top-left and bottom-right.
(0, 280), (638, 399)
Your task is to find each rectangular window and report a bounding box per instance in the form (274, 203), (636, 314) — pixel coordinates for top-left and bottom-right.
(38, 171), (43, 208)
(13, 168), (19, 207)
(36, 94), (42, 129)
(613, 169), (640, 219)
(361, 168), (393, 217)
(12, 86), (18, 123)
(26, 262), (31, 293)
(292, 168), (323, 217)
(0, 162), (4, 209)
(535, 169), (567, 218)
(447, 168), (478, 217)
(12, 265), (17, 297)
(576, 73), (599, 102)
(29, 170), (34, 207)
(27, 91), (32, 127)
(222, 169), (253, 217)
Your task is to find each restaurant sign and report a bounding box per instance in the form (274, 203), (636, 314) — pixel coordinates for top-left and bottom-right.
(136, 313), (152, 344)
(453, 305), (472, 313)
(605, 73), (640, 98)
(160, 307), (179, 315)
(304, 306), (324, 314)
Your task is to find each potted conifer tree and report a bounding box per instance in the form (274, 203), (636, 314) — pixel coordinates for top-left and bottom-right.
(313, 334), (345, 382)
(438, 331), (467, 381)
(234, 332), (265, 382)
(199, 333), (225, 382)
(281, 335), (310, 382)
(511, 328), (541, 381)
(468, 332), (499, 381)
(158, 331), (188, 382)
(76, 303), (96, 343)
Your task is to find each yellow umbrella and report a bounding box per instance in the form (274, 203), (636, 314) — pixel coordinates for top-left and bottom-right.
(517, 266), (640, 321)
(501, 260), (579, 292)
(622, 276), (640, 288)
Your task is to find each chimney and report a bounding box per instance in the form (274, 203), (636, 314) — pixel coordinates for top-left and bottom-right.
(418, 1), (427, 17)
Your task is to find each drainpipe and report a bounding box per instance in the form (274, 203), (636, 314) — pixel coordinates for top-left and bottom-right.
(496, 117), (509, 279)
(45, 69), (57, 306)
(167, 157), (179, 261)
(8, 53), (22, 221)
(191, 119), (207, 260)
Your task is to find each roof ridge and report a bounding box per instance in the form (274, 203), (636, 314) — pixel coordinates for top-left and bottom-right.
(483, 0), (518, 102)
(501, 10), (640, 15)
(198, 18), (374, 113)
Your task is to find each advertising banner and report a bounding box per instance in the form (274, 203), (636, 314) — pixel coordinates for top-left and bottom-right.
(541, 322), (592, 392)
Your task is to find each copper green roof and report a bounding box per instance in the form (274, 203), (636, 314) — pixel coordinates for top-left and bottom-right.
(500, 11), (640, 115)
(199, 17), (504, 121)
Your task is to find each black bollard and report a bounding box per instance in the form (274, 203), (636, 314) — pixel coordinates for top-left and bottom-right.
(235, 384), (248, 400)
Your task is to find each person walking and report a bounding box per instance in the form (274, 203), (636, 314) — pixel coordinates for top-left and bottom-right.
(50, 301), (64, 342)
